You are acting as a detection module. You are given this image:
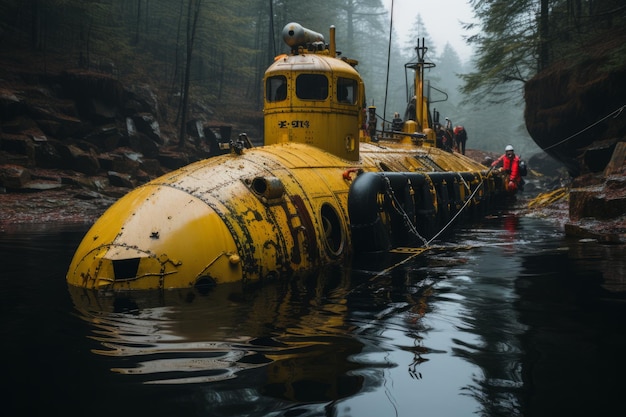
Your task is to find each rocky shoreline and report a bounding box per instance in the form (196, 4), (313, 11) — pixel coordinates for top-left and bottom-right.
(2, 144), (624, 245)
(1, 64), (623, 242)
(0, 148), (566, 228)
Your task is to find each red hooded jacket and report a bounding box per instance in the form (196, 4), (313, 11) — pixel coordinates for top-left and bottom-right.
(492, 154), (521, 183)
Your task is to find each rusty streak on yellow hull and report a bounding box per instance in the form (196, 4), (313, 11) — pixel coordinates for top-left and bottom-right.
(67, 141), (492, 290)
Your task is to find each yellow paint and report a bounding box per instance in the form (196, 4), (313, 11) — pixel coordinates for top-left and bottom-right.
(67, 22), (505, 291)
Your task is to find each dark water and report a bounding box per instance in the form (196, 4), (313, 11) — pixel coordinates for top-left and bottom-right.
(1, 215), (625, 417)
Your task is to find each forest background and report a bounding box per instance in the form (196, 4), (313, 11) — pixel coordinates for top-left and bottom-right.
(1, 0), (624, 160)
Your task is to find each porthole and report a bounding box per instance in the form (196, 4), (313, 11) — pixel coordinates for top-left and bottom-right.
(195, 275), (217, 295)
(320, 203), (345, 257)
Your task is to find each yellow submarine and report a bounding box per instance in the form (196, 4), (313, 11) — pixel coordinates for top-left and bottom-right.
(66, 22), (506, 291)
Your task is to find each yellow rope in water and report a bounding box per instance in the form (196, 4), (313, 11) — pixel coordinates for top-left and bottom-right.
(368, 247), (431, 282)
(527, 187), (569, 209)
(367, 168), (495, 281)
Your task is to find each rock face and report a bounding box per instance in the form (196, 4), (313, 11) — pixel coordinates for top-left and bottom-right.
(0, 67), (236, 197)
(524, 29), (626, 242)
(524, 33), (626, 177)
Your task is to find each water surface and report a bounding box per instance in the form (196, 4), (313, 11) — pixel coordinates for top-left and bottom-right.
(1, 216), (625, 417)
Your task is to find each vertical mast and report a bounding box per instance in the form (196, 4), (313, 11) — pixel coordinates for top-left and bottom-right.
(414, 38), (427, 131)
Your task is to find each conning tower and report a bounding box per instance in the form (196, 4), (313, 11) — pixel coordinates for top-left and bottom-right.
(263, 23), (365, 161)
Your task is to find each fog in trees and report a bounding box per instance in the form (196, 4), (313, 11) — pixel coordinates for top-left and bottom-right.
(0, 0), (544, 156)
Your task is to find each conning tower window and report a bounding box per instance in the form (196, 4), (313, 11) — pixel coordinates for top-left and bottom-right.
(267, 75), (287, 102)
(296, 74), (328, 100)
(337, 77), (357, 104)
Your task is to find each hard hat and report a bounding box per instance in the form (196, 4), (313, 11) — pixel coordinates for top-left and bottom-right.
(505, 145), (514, 151)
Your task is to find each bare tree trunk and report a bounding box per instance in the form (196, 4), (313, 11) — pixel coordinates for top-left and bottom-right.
(538, 0), (550, 71)
(171, 0), (185, 122)
(178, 0), (202, 148)
(31, 0), (42, 50)
(217, 52), (224, 101)
(345, 1), (354, 53)
(134, 0), (141, 45)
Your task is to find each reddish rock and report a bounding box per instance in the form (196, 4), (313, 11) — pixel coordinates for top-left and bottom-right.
(0, 164), (31, 189)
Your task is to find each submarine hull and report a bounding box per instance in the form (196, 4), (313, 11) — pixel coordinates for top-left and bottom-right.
(67, 22), (509, 292)
(67, 142), (499, 290)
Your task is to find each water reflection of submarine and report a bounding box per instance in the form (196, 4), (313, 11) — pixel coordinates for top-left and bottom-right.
(68, 268), (365, 399)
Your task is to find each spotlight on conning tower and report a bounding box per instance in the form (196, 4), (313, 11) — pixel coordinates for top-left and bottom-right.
(282, 22), (325, 49)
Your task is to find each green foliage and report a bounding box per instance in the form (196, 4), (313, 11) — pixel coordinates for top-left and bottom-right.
(462, 0), (626, 104)
(460, 0), (538, 103)
(0, 0), (545, 154)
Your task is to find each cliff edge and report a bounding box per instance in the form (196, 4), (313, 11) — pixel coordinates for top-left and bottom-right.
(524, 28), (626, 243)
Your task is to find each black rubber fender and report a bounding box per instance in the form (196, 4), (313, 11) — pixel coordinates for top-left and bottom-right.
(348, 172), (429, 252)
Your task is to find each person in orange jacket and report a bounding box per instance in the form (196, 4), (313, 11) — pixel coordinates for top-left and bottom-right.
(491, 144), (522, 193)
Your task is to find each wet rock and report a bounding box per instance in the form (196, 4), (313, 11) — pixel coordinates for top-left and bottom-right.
(102, 186), (132, 198)
(135, 169), (152, 184)
(88, 98), (117, 124)
(107, 171), (134, 188)
(604, 142), (626, 176)
(84, 124), (123, 151)
(74, 189), (103, 200)
(132, 113), (162, 144)
(57, 144), (100, 175)
(108, 150), (142, 175)
(0, 164), (31, 189)
(564, 221), (625, 244)
(158, 150), (189, 170)
(128, 131), (159, 158)
(525, 35), (626, 242)
(563, 142), (626, 242)
(524, 52), (626, 177)
(68, 174), (109, 192)
(1, 115), (39, 134)
(582, 139), (619, 174)
(569, 186), (626, 221)
(34, 139), (64, 168)
(0, 133), (35, 157)
(124, 84), (160, 118)
(0, 88), (22, 119)
(187, 119), (205, 139)
(27, 103), (85, 138)
(0, 59), (248, 224)
(60, 69), (124, 108)
(527, 152), (566, 178)
(139, 158), (163, 177)
(23, 180), (65, 191)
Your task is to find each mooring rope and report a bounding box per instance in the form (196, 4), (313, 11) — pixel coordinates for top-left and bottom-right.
(382, 176), (429, 246)
(367, 166), (496, 282)
(380, 166), (494, 248)
(425, 169), (490, 246)
(456, 172), (471, 192)
(542, 103), (625, 151)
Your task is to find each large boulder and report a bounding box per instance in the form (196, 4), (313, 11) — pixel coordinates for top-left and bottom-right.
(0, 164), (31, 189)
(524, 29), (626, 177)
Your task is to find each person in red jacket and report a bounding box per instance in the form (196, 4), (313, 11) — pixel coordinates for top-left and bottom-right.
(453, 125), (467, 155)
(491, 144), (522, 193)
